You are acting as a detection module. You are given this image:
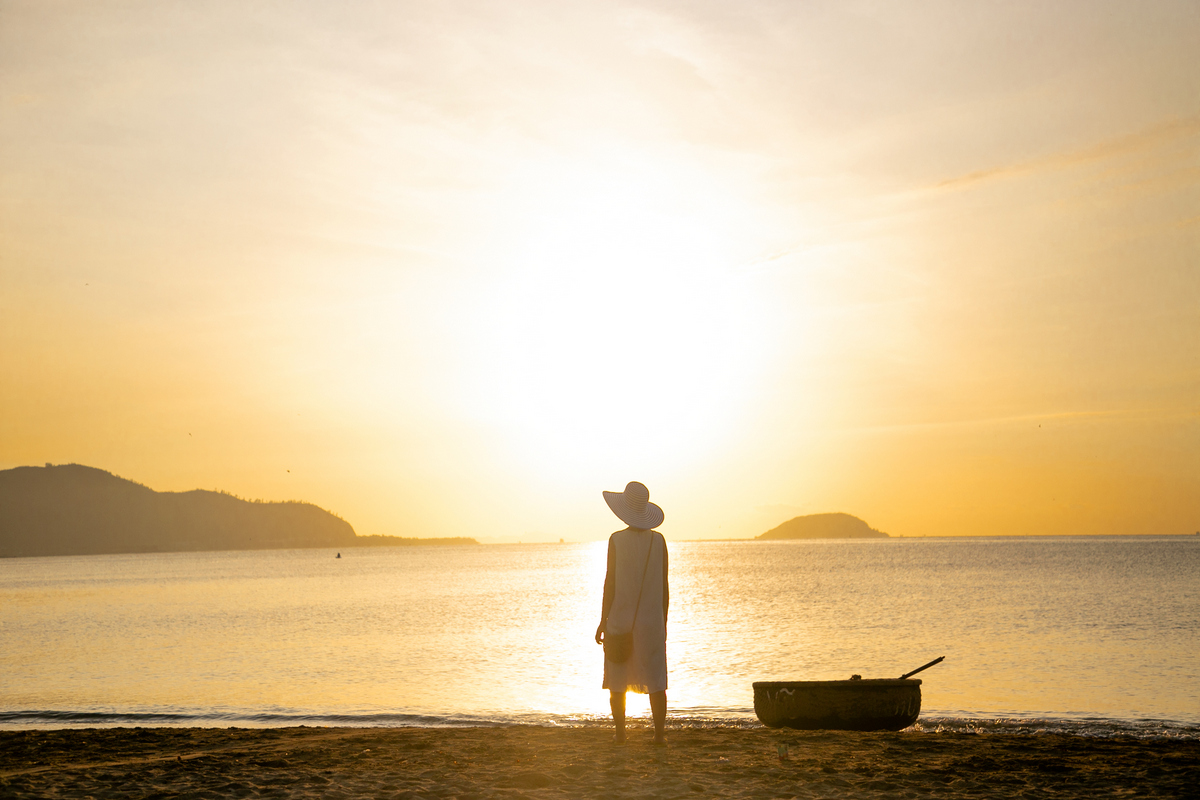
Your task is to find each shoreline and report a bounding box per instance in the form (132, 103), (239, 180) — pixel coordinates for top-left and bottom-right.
(3, 724), (1198, 799)
(4, 712), (1197, 738)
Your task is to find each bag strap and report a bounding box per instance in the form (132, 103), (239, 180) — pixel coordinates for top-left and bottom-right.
(628, 532), (656, 626)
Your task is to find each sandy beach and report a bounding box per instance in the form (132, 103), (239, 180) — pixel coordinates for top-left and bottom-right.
(2, 724), (1196, 799)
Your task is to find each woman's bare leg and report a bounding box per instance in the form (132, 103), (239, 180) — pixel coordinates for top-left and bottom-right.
(610, 691), (627, 743)
(650, 691), (667, 744)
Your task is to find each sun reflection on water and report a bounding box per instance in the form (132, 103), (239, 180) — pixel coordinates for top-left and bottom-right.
(1, 538), (1197, 728)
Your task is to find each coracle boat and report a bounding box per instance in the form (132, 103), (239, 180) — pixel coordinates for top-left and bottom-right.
(753, 678), (922, 731)
(753, 656), (943, 732)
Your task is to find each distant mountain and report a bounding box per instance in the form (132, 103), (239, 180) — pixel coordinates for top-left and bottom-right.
(0, 464), (474, 557)
(757, 512), (888, 540)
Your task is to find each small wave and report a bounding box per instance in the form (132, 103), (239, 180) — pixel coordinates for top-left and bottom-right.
(911, 715), (1200, 741)
(0, 709), (515, 729)
(2, 709), (1195, 740)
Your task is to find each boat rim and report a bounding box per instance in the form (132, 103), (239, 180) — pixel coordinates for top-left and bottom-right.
(753, 679), (922, 688)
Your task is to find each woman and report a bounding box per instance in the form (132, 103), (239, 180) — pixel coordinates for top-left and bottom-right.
(594, 481), (669, 745)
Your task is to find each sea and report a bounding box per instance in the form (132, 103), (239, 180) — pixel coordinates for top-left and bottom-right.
(1, 536), (1197, 739)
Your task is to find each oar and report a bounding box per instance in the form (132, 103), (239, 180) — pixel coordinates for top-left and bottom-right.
(899, 656), (945, 680)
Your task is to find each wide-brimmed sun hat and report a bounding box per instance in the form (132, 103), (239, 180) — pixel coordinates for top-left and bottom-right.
(603, 481), (664, 530)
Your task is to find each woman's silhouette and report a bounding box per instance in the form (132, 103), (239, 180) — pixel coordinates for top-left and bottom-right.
(594, 481), (669, 745)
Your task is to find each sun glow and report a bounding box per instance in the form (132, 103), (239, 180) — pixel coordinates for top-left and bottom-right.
(459, 148), (773, 480)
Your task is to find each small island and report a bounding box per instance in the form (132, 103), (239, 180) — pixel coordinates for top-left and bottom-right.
(757, 512), (888, 540)
(0, 464), (477, 558)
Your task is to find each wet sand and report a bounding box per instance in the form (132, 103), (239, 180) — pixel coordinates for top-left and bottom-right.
(2, 724), (1197, 798)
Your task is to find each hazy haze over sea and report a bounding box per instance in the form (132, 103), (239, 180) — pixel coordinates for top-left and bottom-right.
(2, 537), (1196, 737)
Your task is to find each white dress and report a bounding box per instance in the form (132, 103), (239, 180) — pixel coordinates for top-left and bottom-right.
(603, 528), (668, 694)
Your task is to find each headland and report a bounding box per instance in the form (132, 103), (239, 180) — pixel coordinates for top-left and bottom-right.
(0, 464), (476, 557)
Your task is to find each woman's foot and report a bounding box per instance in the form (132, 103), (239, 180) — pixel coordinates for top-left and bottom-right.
(612, 734), (627, 745)
(652, 736), (668, 747)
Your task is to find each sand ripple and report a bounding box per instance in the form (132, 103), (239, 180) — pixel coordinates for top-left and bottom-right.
(2, 725), (1197, 799)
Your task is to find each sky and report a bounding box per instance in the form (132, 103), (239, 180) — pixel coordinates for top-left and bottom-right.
(2, 0), (1197, 541)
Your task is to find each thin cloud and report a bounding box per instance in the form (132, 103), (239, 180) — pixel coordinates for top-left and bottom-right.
(936, 116), (1200, 190)
(831, 407), (1196, 436)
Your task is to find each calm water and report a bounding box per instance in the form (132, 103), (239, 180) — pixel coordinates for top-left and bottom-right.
(1, 537), (1197, 737)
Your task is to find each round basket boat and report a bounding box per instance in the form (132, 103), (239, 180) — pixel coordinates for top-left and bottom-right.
(752, 679), (922, 731)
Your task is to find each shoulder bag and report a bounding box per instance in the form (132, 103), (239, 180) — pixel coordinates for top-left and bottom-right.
(603, 533), (655, 664)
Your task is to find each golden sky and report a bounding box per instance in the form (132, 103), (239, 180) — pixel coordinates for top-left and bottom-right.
(2, 1), (1197, 541)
